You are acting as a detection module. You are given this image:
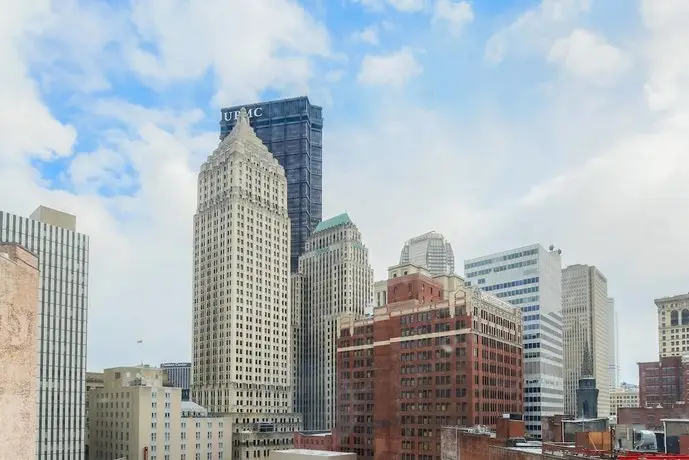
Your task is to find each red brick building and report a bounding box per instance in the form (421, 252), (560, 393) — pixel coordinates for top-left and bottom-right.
(293, 432), (337, 451)
(617, 405), (689, 430)
(638, 356), (684, 407)
(335, 264), (524, 460)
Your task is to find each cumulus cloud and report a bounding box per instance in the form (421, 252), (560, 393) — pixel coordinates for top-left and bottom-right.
(548, 29), (633, 85)
(351, 25), (380, 45)
(353, 0), (427, 12)
(432, 0), (474, 35)
(485, 0), (591, 63)
(357, 48), (423, 88)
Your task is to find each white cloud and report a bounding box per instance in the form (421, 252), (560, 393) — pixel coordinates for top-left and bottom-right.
(432, 0), (474, 35)
(485, 0), (591, 63)
(548, 29), (633, 85)
(353, 0), (427, 12)
(125, 0), (330, 106)
(67, 148), (135, 193)
(351, 25), (380, 45)
(357, 48), (422, 88)
(640, 0), (689, 112)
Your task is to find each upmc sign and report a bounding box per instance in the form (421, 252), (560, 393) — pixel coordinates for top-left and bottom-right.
(222, 107), (264, 122)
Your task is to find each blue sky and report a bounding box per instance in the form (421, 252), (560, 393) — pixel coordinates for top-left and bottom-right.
(2, 0), (689, 388)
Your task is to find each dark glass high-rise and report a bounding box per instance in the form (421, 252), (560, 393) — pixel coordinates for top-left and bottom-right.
(220, 96), (323, 272)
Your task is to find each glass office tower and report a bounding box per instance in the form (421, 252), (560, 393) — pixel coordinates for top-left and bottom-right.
(220, 96), (323, 272)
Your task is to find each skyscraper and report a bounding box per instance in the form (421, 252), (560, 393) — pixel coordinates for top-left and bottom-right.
(192, 108), (301, 458)
(399, 231), (455, 276)
(0, 206), (90, 460)
(161, 362), (191, 400)
(561, 264), (610, 418)
(292, 213), (373, 430)
(607, 298), (619, 390)
(219, 96), (323, 273)
(464, 244), (563, 438)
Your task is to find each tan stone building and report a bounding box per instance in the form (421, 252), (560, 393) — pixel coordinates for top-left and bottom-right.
(88, 366), (232, 460)
(85, 372), (105, 458)
(656, 292), (689, 357)
(609, 386), (639, 419)
(0, 243), (39, 460)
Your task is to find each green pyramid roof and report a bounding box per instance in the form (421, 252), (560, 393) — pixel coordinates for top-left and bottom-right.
(314, 213), (351, 233)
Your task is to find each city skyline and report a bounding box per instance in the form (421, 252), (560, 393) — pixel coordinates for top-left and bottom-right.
(2, 0), (688, 387)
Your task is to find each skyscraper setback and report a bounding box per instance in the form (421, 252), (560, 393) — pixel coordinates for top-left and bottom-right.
(220, 96), (323, 273)
(192, 108), (301, 458)
(292, 213), (373, 430)
(0, 206), (90, 460)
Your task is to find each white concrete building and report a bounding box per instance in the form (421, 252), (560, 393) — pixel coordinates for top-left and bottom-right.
(656, 293), (689, 357)
(609, 386), (639, 419)
(292, 213), (373, 430)
(191, 108), (301, 459)
(0, 206), (90, 460)
(607, 298), (619, 390)
(88, 366), (232, 460)
(561, 264), (611, 418)
(399, 231), (455, 276)
(464, 244), (564, 438)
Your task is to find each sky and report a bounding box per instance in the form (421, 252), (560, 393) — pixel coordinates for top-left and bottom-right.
(1, 0), (688, 384)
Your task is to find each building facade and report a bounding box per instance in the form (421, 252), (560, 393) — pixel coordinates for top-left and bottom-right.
(293, 213), (373, 430)
(336, 264), (524, 460)
(0, 244), (39, 460)
(609, 386), (639, 419)
(373, 280), (387, 308)
(561, 264), (611, 417)
(88, 366), (232, 460)
(161, 363), (191, 401)
(607, 298), (619, 390)
(219, 97), (323, 273)
(464, 244), (563, 438)
(399, 231), (455, 276)
(638, 356), (685, 407)
(656, 293), (689, 357)
(85, 372), (105, 459)
(192, 108), (301, 458)
(1, 206), (90, 460)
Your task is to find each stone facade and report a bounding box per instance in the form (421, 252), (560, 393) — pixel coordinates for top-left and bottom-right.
(0, 244), (39, 460)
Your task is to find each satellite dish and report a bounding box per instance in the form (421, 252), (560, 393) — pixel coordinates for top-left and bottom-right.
(549, 245), (554, 251)
(557, 249), (562, 255)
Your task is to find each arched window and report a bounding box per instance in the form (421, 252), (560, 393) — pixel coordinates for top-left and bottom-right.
(682, 310), (689, 325)
(671, 310), (679, 326)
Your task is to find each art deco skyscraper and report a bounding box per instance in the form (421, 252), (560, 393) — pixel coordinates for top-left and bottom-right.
(292, 213), (373, 430)
(399, 231), (455, 276)
(0, 206), (90, 460)
(562, 264), (610, 417)
(191, 108), (301, 458)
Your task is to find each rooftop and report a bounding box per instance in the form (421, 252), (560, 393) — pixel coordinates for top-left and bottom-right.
(314, 213), (351, 233)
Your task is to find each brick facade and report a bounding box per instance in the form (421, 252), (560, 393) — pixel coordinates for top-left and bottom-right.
(294, 432), (337, 451)
(336, 267), (523, 460)
(638, 357), (684, 407)
(617, 406), (689, 430)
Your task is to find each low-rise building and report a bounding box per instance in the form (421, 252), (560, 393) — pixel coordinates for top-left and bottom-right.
(609, 386), (639, 420)
(88, 366), (232, 460)
(294, 432), (337, 451)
